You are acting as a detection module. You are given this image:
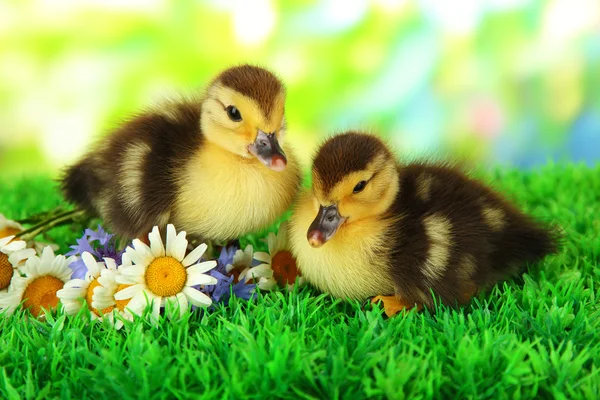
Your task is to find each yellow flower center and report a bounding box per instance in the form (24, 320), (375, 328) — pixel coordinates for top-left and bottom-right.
(271, 250), (300, 286)
(0, 227), (20, 239)
(22, 276), (64, 317)
(144, 256), (187, 297)
(86, 278), (114, 315)
(0, 253), (13, 290)
(115, 284), (133, 311)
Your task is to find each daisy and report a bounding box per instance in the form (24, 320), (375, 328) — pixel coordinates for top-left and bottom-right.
(0, 246), (76, 318)
(56, 251), (118, 319)
(252, 222), (305, 290)
(78, 253), (138, 329)
(228, 244), (277, 291)
(114, 224), (218, 324)
(0, 236), (36, 293)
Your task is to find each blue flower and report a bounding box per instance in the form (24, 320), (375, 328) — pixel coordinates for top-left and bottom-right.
(194, 245), (257, 309)
(231, 279), (256, 301)
(84, 225), (112, 246)
(210, 270), (234, 302)
(217, 245), (237, 270)
(66, 225), (125, 279)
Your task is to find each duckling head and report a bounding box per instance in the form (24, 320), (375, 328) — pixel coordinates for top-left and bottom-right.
(201, 64), (288, 171)
(307, 131), (400, 248)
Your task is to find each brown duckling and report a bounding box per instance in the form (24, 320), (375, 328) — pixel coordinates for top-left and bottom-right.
(61, 65), (302, 242)
(289, 131), (558, 316)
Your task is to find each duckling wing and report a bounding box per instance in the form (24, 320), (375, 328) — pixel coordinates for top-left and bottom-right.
(61, 101), (204, 239)
(387, 163), (558, 306)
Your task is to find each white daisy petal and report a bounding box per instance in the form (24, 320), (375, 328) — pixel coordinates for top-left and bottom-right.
(98, 270), (117, 287)
(118, 264), (145, 277)
(229, 245), (254, 273)
(238, 267), (250, 280)
(114, 319), (124, 330)
(63, 279), (88, 289)
(63, 302), (82, 316)
(23, 256), (40, 276)
(148, 226), (165, 258)
(186, 272), (218, 287)
(186, 260), (217, 275)
(126, 293), (147, 314)
(93, 290), (115, 301)
(253, 252), (271, 263)
(82, 252), (100, 277)
(176, 292), (188, 318)
(8, 248), (36, 266)
(48, 255), (65, 277)
(165, 224), (177, 258)
(130, 239), (154, 266)
(3, 240), (26, 252)
(40, 246), (56, 266)
(115, 274), (143, 285)
(258, 276), (277, 291)
(245, 264), (274, 280)
(183, 286), (212, 307)
(56, 287), (86, 300)
(182, 243), (207, 267)
(103, 258), (117, 271)
(0, 236), (13, 247)
(0, 215), (23, 230)
(171, 231), (188, 262)
(114, 283), (144, 301)
(120, 252), (132, 267)
(97, 276), (114, 288)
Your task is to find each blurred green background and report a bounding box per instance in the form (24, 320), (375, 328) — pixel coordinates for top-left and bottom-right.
(1, 0), (599, 177)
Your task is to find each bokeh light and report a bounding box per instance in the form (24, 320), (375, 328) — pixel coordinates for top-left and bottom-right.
(0, 0), (598, 177)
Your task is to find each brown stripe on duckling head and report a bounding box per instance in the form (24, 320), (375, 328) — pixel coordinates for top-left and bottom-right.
(312, 131), (393, 196)
(216, 64), (284, 118)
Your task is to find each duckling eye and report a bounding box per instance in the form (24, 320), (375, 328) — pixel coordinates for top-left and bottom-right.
(353, 180), (367, 193)
(226, 105), (242, 122)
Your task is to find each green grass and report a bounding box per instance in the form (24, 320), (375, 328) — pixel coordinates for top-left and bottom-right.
(1, 164), (599, 399)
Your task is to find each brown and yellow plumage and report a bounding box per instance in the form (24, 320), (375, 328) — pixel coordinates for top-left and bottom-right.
(289, 131), (559, 315)
(61, 65), (301, 241)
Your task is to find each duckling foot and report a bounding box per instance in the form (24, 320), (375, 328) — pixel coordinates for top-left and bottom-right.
(371, 295), (418, 317)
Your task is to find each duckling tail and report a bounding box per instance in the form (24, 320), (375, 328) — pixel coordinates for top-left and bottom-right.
(59, 156), (102, 215)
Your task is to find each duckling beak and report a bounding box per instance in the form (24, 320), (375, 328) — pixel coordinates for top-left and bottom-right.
(307, 205), (346, 248)
(247, 130), (287, 171)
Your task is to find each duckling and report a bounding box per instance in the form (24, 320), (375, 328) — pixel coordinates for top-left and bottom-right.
(61, 65), (301, 242)
(289, 131), (558, 316)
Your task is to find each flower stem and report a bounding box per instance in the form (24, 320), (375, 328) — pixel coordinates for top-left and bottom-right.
(15, 209), (88, 241)
(16, 207), (69, 224)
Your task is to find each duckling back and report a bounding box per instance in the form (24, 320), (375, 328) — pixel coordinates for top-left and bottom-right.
(387, 163), (559, 306)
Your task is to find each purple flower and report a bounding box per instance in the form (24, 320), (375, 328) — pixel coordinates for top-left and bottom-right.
(66, 225), (125, 279)
(217, 245), (237, 269)
(231, 279), (256, 301)
(193, 245), (257, 309)
(85, 225), (112, 246)
(210, 271), (234, 302)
